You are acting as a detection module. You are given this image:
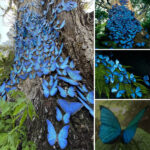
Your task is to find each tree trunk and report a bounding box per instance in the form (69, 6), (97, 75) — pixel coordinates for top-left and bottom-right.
(16, 0), (94, 150)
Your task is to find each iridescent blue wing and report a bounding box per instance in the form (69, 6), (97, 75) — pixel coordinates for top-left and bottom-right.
(69, 60), (75, 69)
(58, 125), (70, 149)
(41, 67), (49, 75)
(42, 79), (50, 98)
(116, 90), (125, 98)
(19, 73), (29, 80)
(37, 71), (43, 77)
(77, 97), (93, 117)
(123, 107), (148, 144)
(49, 75), (54, 87)
(46, 120), (57, 146)
(42, 79), (49, 87)
(86, 91), (94, 104)
(66, 68), (82, 81)
(0, 82), (6, 94)
(77, 90), (87, 101)
(67, 86), (75, 97)
(82, 84), (88, 93)
(111, 83), (119, 93)
(57, 99), (83, 115)
(56, 107), (62, 122)
(50, 80), (58, 96)
(135, 87), (142, 98)
(58, 86), (67, 98)
(63, 113), (70, 124)
(60, 56), (69, 69)
(58, 76), (78, 86)
(99, 106), (121, 143)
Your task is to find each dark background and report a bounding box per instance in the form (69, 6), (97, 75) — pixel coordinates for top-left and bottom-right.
(96, 50), (150, 77)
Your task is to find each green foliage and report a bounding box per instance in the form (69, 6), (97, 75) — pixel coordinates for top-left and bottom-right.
(0, 90), (37, 150)
(95, 128), (150, 150)
(95, 64), (150, 99)
(0, 51), (14, 85)
(142, 18), (150, 34)
(95, 9), (108, 23)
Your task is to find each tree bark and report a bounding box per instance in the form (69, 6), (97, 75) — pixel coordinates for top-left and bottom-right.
(16, 1), (94, 150)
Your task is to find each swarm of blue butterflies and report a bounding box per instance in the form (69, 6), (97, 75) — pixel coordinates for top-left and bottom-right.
(95, 54), (143, 98)
(0, 0), (94, 149)
(106, 4), (142, 48)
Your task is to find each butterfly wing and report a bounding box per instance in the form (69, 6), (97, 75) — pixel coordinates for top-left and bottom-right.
(46, 120), (57, 146)
(63, 113), (70, 124)
(66, 68), (82, 81)
(99, 106), (121, 143)
(123, 107), (148, 144)
(58, 76), (78, 86)
(58, 125), (70, 149)
(67, 86), (75, 97)
(57, 99), (83, 115)
(56, 107), (62, 122)
(86, 91), (94, 104)
(0, 82), (6, 94)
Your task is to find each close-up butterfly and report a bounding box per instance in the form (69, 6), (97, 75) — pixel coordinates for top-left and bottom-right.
(99, 105), (148, 144)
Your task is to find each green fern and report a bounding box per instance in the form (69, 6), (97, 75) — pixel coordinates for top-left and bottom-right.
(0, 90), (37, 150)
(95, 64), (150, 99)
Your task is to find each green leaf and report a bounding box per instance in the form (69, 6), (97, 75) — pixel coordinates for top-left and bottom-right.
(19, 109), (27, 127)
(13, 102), (26, 116)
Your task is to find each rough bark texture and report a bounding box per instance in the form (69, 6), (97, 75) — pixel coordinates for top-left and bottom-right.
(55, 0), (94, 88)
(17, 1), (94, 150)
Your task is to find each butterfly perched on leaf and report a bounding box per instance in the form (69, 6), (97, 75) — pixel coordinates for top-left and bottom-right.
(99, 106), (148, 144)
(131, 87), (142, 98)
(46, 119), (70, 149)
(111, 83), (125, 98)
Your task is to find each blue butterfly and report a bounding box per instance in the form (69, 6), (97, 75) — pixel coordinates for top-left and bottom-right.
(67, 86), (75, 97)
(99, 106), (147, 144)
(42, 79), (50, 98)
(56, 107), (71, 124)
(58, 86), (67, 98)
(66, 68), (82, 81)
(143, 75), (150, 86)
(69, 60), (75, 69)
(60, 56), (69, 69)
(46, 119), (70, 149)
(131, 87), (142, 98)
(57, 99), (83, 115)
(0, 82), (6, 95)
(86, 91), (94, 104)
(58, 76), (79, 86)
(111, 83), (125, 98)
(50, 80), (58, 96)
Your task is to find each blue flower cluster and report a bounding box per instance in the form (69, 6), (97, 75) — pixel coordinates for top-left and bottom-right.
(95, 54), (143, 98)
(119, 0), (128, 6)
(0, 0), (93, 149)
(106, 4), (142, 48)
